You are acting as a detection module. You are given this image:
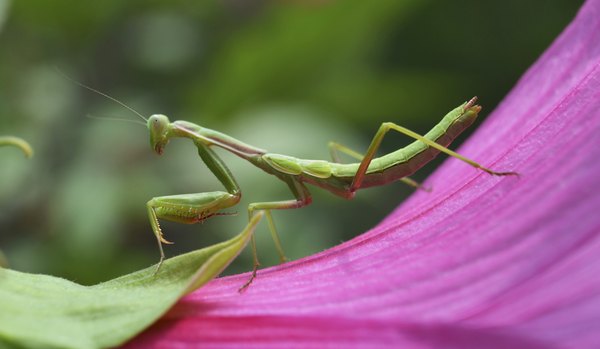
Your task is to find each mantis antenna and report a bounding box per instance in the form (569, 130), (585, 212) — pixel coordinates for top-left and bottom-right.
(55, 68), (148, 122)
(86, 114), (146, 126)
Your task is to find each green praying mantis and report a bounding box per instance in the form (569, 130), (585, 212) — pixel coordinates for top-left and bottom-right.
(74, 79), (517, 291)
(145, 98), (517, 290)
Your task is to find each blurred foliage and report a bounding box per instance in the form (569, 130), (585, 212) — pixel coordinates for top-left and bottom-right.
(0, 0), (582, 284)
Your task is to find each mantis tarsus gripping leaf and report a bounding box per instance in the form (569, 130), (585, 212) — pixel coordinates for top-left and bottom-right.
(77, 82), (517, 291)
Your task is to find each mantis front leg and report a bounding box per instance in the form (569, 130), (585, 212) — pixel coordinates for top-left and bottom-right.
(148, 143), (241, 271)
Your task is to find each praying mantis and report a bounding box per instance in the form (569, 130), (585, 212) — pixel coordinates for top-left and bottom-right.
(73, 78), (517, 291)
(141, 97), (516, 291)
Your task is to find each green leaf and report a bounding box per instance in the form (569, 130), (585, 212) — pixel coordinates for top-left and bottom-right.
(0, 212), (263, 349)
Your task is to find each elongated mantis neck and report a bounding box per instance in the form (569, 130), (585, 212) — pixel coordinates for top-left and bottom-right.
(168, 120), (267, 158)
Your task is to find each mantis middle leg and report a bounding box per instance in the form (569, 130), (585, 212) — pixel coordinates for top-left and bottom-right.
(239, 178), (312, 291)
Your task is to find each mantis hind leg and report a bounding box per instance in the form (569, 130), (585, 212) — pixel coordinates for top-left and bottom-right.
(239, 179), (312, 292)
(327, 141), (429, 191)
(349, 122), (518, 192)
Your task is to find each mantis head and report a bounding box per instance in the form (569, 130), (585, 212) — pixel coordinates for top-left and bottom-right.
(148, 114), (171, 155)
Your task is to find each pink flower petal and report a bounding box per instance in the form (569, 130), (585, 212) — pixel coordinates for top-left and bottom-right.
(125, 1), (600, 347)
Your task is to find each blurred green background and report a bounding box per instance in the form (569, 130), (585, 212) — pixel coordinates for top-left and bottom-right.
(0, 0), (582, 284)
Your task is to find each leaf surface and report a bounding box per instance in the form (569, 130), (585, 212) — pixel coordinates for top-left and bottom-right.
(0, 212), (262, 349)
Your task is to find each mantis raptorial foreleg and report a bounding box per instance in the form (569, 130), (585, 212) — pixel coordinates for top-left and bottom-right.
(147, 143), (242, 272)
(328, 141), (427, 191)
(349, 122), (517, 193)
(147, 191), (241, 269)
